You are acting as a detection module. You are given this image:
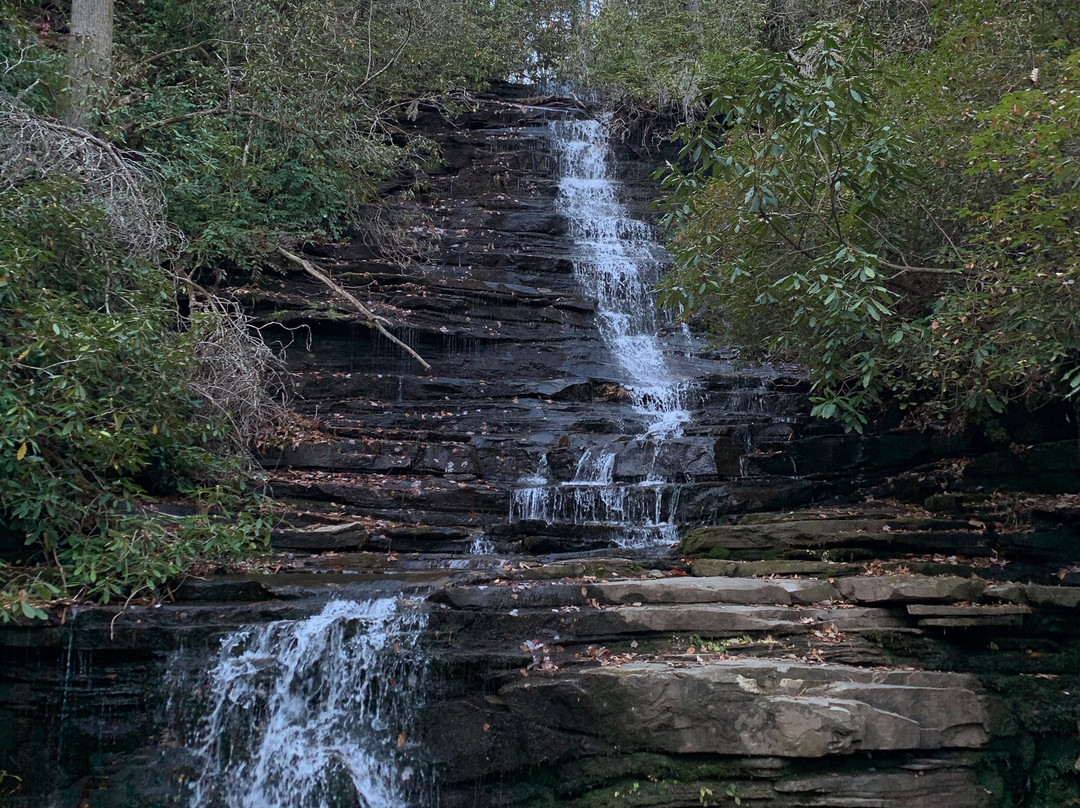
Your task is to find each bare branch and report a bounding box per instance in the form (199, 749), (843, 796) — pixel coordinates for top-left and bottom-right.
(276, 247), (432, 371)
(0, 93), (173, 259)
(883, 263), (963, 278)
(129, 39), (235, 71)
(130, 103), (229, 132)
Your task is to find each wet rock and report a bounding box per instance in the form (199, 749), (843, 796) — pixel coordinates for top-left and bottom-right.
(835, 575), (986, 604)
(271, 520), (370, 551)
(713, 436), (745, 477)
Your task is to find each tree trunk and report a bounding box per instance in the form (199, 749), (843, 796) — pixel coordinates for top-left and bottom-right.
(682, 0), (702, 40)
(63, 0), (114, 128)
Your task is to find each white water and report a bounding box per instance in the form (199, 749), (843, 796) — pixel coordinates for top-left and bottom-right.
(508, 116), (691, 548)
(554, 116), (691, 436)
(182, 599), (427, 808)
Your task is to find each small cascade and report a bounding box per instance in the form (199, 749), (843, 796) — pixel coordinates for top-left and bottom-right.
(469, 535), (495, 555)
(179, 599), (428, 808)
(508, 116), (692, 549)
(552, 115), (692, 436)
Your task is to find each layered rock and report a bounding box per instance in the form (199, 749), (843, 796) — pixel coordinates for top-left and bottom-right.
(423, 523), (1080, 807)
(1, 88), (1079, 808)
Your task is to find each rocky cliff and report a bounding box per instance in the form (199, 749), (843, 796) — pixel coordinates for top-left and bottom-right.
(1, 86), (1078, 808)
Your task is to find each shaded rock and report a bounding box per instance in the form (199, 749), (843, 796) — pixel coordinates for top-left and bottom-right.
(271, 520), (370, 551)
(437, 576), (837, 610)
(171, 577), (277, 603)
(486, 660), (989, 761)
(679, 517), (980, 560)
(907, 603), (1032, 628)
(835, 575), (986, 604)
(1023, 584), (1080, 608)
(964, 440), (1080, 494)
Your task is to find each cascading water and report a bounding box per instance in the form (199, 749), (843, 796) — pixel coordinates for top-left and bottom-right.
(509, 115), (692, 549)
(554, 116), (691, 434)
(179, 598), (428, 808)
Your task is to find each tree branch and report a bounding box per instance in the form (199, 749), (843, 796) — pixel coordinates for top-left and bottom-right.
(883, 262), (963, 278)
(128, 106), (331, 152)
(130, 103), (229, 132)
(276, 247), (432, 371)
(130, 40), (234, 72)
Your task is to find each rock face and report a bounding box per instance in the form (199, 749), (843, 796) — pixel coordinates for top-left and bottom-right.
(249, 86), (820, 552)
(1, 88), (1079, 808)
(498, 661), (988, 757)
(423, 534), (1079, 808)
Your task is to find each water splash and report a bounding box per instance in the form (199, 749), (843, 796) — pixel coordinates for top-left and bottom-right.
(469, 535), (495, 555)
(182, 599), (428, 808)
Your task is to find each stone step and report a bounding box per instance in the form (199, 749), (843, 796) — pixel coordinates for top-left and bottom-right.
(267, 470), (505, 526)
(262, 437), (482, 477)
(437, 576), (838, 610)
(431, 602), (908, 645)
(679, 516), (983, 560)
(425, 659), (989, 784)
(906, 603), (1033, 628)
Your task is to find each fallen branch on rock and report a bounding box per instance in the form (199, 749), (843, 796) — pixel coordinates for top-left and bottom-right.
(276, 246), (431, 371)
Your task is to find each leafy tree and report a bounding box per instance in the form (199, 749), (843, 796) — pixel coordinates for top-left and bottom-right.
(657, 13), (1080, 430)
(0, 0), (587, 617)
(0, 173), (270, 620)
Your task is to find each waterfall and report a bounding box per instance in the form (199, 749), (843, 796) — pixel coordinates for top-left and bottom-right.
(553, 115), (691, 435)
(180, 599), (428, 808)
(508, 115), (691, 549)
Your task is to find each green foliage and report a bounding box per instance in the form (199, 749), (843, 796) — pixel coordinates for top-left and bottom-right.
(0, 0), (587, 618)
(2, 0), (584, 280)
(0, 176), (269, 620)
(658, 12), (1080, 430)
(659, 25), (924, 430)
(584, 0), (760, 114)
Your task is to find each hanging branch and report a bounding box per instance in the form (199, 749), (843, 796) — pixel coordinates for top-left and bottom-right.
(277, 247), (431, 371)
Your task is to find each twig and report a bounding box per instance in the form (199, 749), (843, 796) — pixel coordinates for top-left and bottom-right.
(882, 262), (962, 278)
(276, 247), (432, 371)
(14, 78), (41, 103)
(130, 39), (233, 71)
